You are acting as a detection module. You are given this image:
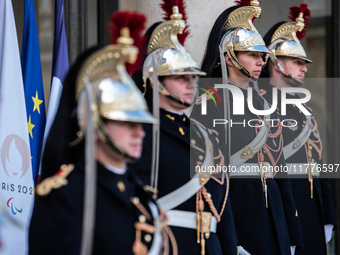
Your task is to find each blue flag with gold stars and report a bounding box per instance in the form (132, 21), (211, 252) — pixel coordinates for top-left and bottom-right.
(21, 0), (46, 185)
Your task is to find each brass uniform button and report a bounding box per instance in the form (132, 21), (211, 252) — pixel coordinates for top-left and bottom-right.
(179, 127), (185, 135)
(117, 181), (125, 192)
(144, 234), (152, 243)
(132, 197), (140, 204)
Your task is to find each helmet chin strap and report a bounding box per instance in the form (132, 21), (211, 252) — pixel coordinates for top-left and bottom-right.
(266, 41), (303, 87)
(97, 119), (138, 162)
(275, 64), (303, 87)
(267, 54), (303, 87)
(226, 49), (258, 82)
(285, 76), (303, 87)
(144, 78), (194, 107)
(238, 68), (258, 81)
(157, 79), (194, 107)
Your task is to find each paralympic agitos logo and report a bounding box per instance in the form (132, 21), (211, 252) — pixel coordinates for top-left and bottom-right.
(7, 197), (23, 215)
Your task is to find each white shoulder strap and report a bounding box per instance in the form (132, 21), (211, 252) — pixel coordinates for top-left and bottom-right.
(283, 114), (312, 160)
(230, 101), (271, 167)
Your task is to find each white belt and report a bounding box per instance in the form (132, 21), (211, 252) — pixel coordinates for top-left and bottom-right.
(148, 202), (162, 255)
(230, 101), (271, 167)
(229, 163), (274, 178)
(286, 163), (320, 177)
(157, 173), (201, 211)
(166, 210), (217, 233)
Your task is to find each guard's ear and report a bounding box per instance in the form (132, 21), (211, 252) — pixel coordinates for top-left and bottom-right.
(273, 60), (285, 74)
(224, 54), (234, 67)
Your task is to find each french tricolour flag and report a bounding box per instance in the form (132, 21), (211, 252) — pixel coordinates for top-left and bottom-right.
(39, 0), (69, 181)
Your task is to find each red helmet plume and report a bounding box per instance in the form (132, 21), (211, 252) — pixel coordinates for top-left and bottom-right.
(160, 0), (189, 45)
(235, 0), (253, 6)
(109, 11), (147, 75)
(288, 3), (311, 40)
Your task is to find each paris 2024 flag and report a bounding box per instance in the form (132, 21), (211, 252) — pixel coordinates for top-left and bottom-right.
(0, 0), (34, 254)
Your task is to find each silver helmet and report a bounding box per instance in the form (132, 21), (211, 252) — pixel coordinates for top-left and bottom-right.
(266, 4), (312, 84)
(220, 0), (271, 80)
(75, 28), (155, 158)
(143, 6), (205, 106)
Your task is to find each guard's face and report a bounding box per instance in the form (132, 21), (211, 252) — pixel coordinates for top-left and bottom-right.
(162, 74), (197, 105)
(278, 57), (307, 84)
(237, 51), (265, 79)
(106, 120), (145, 159)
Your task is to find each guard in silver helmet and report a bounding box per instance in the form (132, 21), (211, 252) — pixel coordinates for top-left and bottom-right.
(259, 4), (337, 255)
(29, 11), (177, 255)
(130, 1), (238, 254)
(191, 0), (303, 254)
(141, 6), (205, 108)
(220, 0), (270, 81)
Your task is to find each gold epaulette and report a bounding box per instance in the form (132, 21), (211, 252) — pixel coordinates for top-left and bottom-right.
(36, 164), (74, 196)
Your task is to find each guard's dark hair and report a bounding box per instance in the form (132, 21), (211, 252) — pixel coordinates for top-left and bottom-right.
(200, 6), (240, 78)
(41, 45), (103, 180)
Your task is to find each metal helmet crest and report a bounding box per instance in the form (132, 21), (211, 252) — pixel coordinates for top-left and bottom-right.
(220, 0), (271, 80)
(74, 11), (155, 159)
(143, 2), (205, 107)
(266, 4), (312, 84)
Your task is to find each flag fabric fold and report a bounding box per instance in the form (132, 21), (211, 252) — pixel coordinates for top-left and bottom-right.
(39, 0), (69, 180)
(21, 0), (46, 186)
(0, 0), (34, 254)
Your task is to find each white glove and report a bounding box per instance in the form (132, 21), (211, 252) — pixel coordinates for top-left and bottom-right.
(237, 245), (251, 255)
(324, 224), (334, 243)
(290, 246), (296, 255)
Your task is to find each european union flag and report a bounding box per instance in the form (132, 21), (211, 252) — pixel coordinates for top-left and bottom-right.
(21, 0), (46, 186)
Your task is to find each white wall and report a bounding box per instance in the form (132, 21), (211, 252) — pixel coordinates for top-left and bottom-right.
(120, 0), (234, 65)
